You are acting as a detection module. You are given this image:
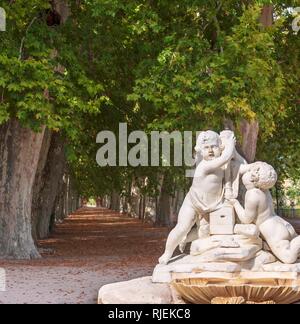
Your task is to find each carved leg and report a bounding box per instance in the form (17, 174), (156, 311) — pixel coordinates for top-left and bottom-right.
(159, 196), (197, 265)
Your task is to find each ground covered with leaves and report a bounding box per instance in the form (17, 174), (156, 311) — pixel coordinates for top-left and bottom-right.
(0, 207), (299, 304)
(0, 208), (168, 304)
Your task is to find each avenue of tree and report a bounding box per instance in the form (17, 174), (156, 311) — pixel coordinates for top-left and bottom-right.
(0, 0), (299, 259)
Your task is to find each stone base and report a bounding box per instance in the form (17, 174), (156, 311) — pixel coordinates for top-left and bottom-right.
(152, 250), (300, 284)
(98, 272), (300, 304)
(152, 250), (281, 283)
(171, 272), (300, 304)
(98, 277), (184, 304)
(152, 257), (241, 283)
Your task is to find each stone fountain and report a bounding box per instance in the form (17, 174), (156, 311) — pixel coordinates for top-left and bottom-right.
(98, 130), (300, 305)
(152, 130), (300, 304)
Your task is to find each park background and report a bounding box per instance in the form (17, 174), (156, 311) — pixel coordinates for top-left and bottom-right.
(0, 0), (299, 303)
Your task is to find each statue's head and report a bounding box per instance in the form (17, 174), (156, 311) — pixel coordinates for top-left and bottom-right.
(242, 162), (278, 190)
(195, 131), (223, 161)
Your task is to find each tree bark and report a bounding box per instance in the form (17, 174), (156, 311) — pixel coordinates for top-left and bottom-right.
(127, 180), (141, 218)
(54, 183), (66, 223)
(31, 129), (53, 241)
(239, 120), (259, 163)
(260, 5), (273, 28)
(156, 175), (172, 226)
(96, 197), (102, 208)
(111, 191), (120, 211)
(0, 119), (46, 259)
(53, 0), (71, 24)
(33, 133), (66, 239)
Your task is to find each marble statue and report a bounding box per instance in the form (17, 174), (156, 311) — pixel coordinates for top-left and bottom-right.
(99, 129), (300, 305)
(154, 129), (300, 289)
(231, 162), (300, 264)
(159, 130), (246, 265)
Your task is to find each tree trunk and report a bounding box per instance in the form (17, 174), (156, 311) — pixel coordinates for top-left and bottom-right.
(0, 119), (46, 259)
(260, 5), (273, 28)
(53, 0), (70, 24)
(111, 191), (120, 211)
(156, 175), (172, 226)
(34, 133), (66, 239)
(239, 120), (259, 163)
(31, 129), (53, 241)
(96, 197), (102, 208)
(127, 180), (140, 218)
(54, 185), (66, 223)
(144, 196), (156, 224)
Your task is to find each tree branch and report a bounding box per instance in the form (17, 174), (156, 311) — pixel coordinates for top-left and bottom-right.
(19, 17), (38, 60)
(203, 1), (224, 32)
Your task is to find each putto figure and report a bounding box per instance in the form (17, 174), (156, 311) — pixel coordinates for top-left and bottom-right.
(232, 162), (300, 264)
(159, 130), (237, 265)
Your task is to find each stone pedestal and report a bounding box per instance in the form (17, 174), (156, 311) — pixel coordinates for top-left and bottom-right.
(171, 272), (300, 304)
(209, 206), (235, 235)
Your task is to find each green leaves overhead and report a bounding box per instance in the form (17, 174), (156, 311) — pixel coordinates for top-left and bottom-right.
(130, 5), (287, 136)
(0, 0), (107, 134)
(0, 0), (299, 195)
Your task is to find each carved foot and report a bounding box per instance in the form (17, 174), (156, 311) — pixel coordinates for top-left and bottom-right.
(159, 252), (173, 265)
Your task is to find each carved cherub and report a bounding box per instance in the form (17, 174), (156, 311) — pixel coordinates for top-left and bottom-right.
(231, 162), (300, 264)
(159, 130), (236, 265)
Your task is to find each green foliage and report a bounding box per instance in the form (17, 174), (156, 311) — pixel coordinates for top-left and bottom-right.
(130, 5), (287, 138)
(285, 183), (300, 205)
(0, 0), (106, 134)
(1, 1), (299, 197)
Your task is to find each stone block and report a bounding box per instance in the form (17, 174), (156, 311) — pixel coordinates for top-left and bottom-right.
(210, 206), (235, 235)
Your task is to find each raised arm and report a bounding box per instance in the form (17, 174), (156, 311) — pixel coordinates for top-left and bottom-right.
(234, 150), (247, 166)
(202, 137), (235, 173)
(232, 192), (259, 224)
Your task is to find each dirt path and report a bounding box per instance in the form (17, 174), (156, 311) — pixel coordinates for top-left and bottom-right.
(0, 208), (299, 304)
(0, 208), (168, 304)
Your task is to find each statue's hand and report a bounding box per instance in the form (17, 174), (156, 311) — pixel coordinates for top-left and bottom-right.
(228, 199), (239, 207)
(220, 130), (236, 145)
(225, 188), (233, 200)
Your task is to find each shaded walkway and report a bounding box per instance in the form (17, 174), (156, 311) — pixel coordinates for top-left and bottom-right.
(0, 208), (168, 304)
(0, 208), (299, 304)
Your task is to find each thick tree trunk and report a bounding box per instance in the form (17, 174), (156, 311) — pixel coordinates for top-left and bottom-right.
(156, 175), (172, 226)
(239, 120), (259, 163)
(224, 118), (259, 163)
(169, 190), (184, 226)
(127, 180), (141, 218)
(33, 133), (66, 239)
(31, 129), (53, 241)
(0, 119), (46, 259)
(96, 197), (102, 208)
(111, 191), (120, 211)
(68, 177), (79, 214)
(54, 186), (66, 223)
(53, 0), (70, 24)
(62, 172), (78, 217)
(144, 196), (156, 224)
(260, 5), (273, 27)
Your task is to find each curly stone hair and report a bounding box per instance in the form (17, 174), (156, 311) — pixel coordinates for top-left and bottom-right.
(250, 162), (278, 190)
(195, 131), (222, 153)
